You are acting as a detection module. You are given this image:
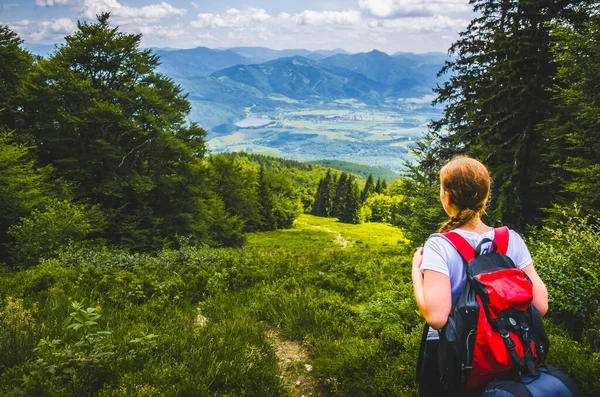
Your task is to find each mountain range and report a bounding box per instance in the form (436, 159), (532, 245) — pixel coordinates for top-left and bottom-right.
(22, 43), (449, 132)
(164, 48), (450, 130)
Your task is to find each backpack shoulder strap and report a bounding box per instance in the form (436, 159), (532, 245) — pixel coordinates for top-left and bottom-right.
(442, 231), (476, 263)
(493, 226), (510, 255)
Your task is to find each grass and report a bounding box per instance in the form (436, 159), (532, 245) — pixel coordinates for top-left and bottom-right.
(2, 213), (596, 396)
(248, 214), (409, 255)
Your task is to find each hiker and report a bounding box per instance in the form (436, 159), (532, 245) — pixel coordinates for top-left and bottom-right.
(412, 156), (548, 397)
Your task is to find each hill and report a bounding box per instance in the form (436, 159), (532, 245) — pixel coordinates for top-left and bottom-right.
(321, 50), (446, 97)
(155, 46), (354, 78)
(155, 47), (248, 78)
(307, 159), (398, 182)
(210, 56), (385, 102)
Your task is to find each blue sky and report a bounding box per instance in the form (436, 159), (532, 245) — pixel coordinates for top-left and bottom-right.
(0, 0), (475, 53)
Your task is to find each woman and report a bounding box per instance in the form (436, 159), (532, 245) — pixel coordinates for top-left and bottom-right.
(412, 157), (548, 397)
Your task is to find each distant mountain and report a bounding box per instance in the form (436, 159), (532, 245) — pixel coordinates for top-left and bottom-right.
(155, 47), (248, 78)
(320, 50), (447, 96)
(155, 46), (354, 78)
(152, 48), (447, 131)
(210, 56), (385, 102)
(227, 47), (350, 62)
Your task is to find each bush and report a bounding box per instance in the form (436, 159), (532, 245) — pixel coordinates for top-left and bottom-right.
(528, 206), (600, 325)
(8, 199), (105, 268)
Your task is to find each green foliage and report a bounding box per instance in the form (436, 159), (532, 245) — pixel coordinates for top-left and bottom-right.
(22, 301), (115, 396)
(542, 7), (600, 215)
(361, 173), (375, 202)
(21, 14), (244, 251)
(528, 206), (600, 325)
(362, 193), (405, 224)
(0, 131), (54, 259)
(209, 154), (301, 232)
(8, 199), (105, 268)
(0, 25), (33, 129)
(0, 297), (39, 370)
(428, 0), (588, 229)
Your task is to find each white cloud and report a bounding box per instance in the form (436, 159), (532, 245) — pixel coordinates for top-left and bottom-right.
(191, 7), (271, 29)
(36, 0), (72, 6)
(191, 2), (199, 9)
(359, 0), (471, 18)
(81, 0), (187, 24)
(10, 17), (76, 42)
(369, 15), (469, 33)
(191, 8), (363, 30)
(184, 6), (471, 52)
(295, 10), (362, 26)
(137, 24), (187, 39)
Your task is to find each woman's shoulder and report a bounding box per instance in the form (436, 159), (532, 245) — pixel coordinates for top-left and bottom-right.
(424, 233), (457, 255)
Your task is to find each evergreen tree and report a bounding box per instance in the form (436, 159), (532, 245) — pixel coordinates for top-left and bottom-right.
(258, 166), (276, 231)
(380, 178), (388, 195)
(361, 173), (375, 202)
(543, 7), (600, 214)
(339, 177), (361, 224)
(0, 25), (33, 130)
(374, 178), (382, 194)
(429, 0), (587, 228)
(327, 172), (337, 216)
(22, 14), (237, 249)
(209, 155), (261, 232)
(333, 172), (348, 218)
(312, 170), (335, 217)
(312, 177), (326, 216)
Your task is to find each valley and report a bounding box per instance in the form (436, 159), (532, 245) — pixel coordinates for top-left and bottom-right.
(207, 104), (440, 172)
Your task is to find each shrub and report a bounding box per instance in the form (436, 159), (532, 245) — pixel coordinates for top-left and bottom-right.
(528, 206), (600, 325)
(8, 199), (105, 268)
(0, 297), (39, 369)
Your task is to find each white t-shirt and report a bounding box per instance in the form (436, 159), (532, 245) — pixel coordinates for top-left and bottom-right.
(420, 228), (533, 340)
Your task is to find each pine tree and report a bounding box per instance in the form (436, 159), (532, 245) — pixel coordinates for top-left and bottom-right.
(429, 0), (587, 228)
(380, 178), (388, 195)
(361, 173), (375, 202)
(339, 177), (361, 224)
(312, 176), (326, 216)
(333, 172), (348, 218)
(375, 178), (382, 194)
(326, 172), (337, 216)
(313, 170), (336, 217)
(258, 166), (276, 231)
(0, 25), (33, 130)
(543, 7), (600, 214)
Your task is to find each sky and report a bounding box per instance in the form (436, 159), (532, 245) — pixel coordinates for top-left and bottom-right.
(0, 0), (476, 54)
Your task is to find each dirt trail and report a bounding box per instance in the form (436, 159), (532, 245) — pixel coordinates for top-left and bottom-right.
(295, 221), (349, 249)
(266, 331), (324, 397)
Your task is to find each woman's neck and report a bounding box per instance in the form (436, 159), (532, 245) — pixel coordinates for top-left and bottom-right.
(456, 216), (492, 234)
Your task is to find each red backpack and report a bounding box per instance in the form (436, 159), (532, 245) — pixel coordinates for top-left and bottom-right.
(432, 227), (549, 393)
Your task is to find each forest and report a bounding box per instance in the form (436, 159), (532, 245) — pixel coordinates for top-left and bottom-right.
(0, 0), (599, 395)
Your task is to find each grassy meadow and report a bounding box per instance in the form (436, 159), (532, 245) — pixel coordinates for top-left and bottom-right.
(0, 215), (423, 396)
(1, 214), (599, 396)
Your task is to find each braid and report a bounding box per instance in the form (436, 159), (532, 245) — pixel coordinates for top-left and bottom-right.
(439, 208), (478, 233)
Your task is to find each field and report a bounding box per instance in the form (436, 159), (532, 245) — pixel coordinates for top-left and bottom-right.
(0, 215), (422, 396)
(2, 214), (598, 396)
(207, 106), (441, 173)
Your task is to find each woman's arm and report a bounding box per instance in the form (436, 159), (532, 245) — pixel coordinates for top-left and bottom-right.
(522, 263), (548, 316)
(412, 247), (452, 329)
